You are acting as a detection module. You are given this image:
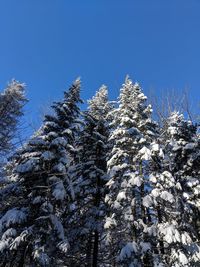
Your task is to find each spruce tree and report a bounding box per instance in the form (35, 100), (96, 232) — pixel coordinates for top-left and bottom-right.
(0, 79), (82, 267)
(0, 80), (27, 155)
(0, 80), (27, 193)
(148, 112), (200, 266)
(104, 76), (159, 267)
(66, 85), (112, 266)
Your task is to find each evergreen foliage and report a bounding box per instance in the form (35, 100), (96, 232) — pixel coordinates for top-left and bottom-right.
(66, 85), (112, 266)
(104, 76), (160, 267)
(150, 112), (200, 266)
(0, 76), (200, 267)
(0, 79), (82, 266)
(0, 80), (27, 155)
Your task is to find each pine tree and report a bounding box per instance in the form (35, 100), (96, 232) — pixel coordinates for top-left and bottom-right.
(0, 79), (82, 267)
(148, 112), (200, 266)
(66, 85), (112, 266)
(104, 76), (159, 267)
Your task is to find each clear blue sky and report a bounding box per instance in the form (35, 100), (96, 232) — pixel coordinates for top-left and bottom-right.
(0, 0), (200, 132)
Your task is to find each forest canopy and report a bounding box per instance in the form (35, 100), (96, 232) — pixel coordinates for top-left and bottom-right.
(0, 76), (200, 267)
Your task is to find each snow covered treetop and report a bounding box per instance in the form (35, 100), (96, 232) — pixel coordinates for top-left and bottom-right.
(167, 111), (196, 139)
(63, 77), (82, 103)
(0, 79), (27, 116)
(1, 79), (26, 99)
(119, 76), (147, 108)
(62, 78), (83, 126)
(114, 76), (157, 137)
(73, 77), (81, 87)
(0, 79), (27, 153)
(87, 85), (112, 120)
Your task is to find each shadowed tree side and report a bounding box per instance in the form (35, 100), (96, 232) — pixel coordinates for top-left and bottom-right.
(0, 79), (82, 267)
(66, 85), (112, 266)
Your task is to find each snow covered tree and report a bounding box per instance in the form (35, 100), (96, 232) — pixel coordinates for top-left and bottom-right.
(0, 79), (82, 267)
(104, 76), (159, 267)
(1, 74), (199, 267)
(0, 80), (27, 185)
(148, 112), (200, 266)
(66, 85), (112, 266)
(0, 80), (27, 155)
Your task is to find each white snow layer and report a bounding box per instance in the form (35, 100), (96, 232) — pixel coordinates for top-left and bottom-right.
(139, 146), (151, 161)
(52, 181), (66, 200)
(119, 242), (138, 261)
(0, 208), (27, 232)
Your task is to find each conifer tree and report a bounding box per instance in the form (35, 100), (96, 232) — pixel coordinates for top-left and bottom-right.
(104, 76), (159, 267)
(0, 80), (27, 155)
(166, 112), (200, 238)
(0, 79), (82, 267)
(66, 85), (112, 266)
(0, 80), (27, 190)
(148, 112), (200, 266)
(1, 75), (200, 267)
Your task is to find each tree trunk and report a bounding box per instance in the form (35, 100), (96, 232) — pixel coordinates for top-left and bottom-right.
(86, 233), (93, 267)
(92, 230), (99, 267)
(157, 207), (165, 255)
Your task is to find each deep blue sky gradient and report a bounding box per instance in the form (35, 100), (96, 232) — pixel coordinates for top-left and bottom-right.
(0, 0), (200, 133)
